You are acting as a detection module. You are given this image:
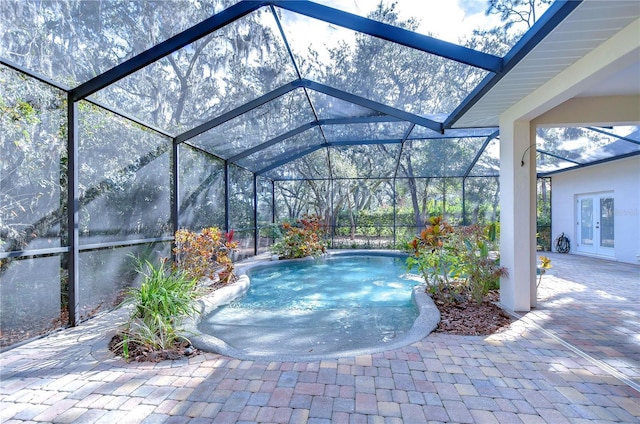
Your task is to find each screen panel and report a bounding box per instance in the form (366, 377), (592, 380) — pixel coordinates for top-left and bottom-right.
(236, 126), (324, 172)
(467, 137), (500, 177)
(78, 103), (172, 245)
(0, 1), (243, 86)
(0, 255), (63, 348)
(78, 242), (170, 321)
(232, 229), (255, 261)
(537, 126), (640, 174)
(322, 121), (409, 143)
(274, 180), (331, 222)
(262, 147), (331, 180)
(179, 144), (226, 231)
(397, 138), (486, 178)
(393, 177), (463, 231)
(331, 178), (395, 248)
(256, 176), (274, 253)
(188, 89), (315, 159)
(308, 90), (383, 119)
(277, 7), (488, 117)
(94, 7), (298, 134)
(228, 165), (254, 230)
(1, 65), (66, 253)
(463, 176), (500, 225)
(329, 144), (401, 179)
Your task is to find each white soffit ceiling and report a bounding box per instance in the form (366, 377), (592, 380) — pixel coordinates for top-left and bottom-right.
(454, 0), (640, 128)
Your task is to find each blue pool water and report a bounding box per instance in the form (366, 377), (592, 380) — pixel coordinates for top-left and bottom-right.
(198, 254), (424, 356)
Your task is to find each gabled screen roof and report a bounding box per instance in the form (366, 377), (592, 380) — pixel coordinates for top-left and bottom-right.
(2, 0), (636, 181)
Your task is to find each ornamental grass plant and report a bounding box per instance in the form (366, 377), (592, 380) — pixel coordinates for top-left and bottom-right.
(456, 223), (508, 304)
(112, 258), (201, 361)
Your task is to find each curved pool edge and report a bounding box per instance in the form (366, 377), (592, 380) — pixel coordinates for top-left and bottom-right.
(184, 251), (441, 362)
(234, 249), (411, 277)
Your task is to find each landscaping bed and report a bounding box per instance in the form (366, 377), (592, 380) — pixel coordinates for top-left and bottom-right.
(434, 290), (513, 335)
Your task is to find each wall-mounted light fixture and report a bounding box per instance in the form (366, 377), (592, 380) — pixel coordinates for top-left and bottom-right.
(520, 144), (538, 167)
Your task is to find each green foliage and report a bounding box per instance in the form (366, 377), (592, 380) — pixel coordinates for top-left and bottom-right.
(272, 214), (327, 259)
(407, 216), (507, 305)
(115, 258), (201, 359)
(259, 223), (283, 240)
(536, 226), (551, 251)
(128, 259), (199, 319)
(536, 177), (552, 251)
(455, 224), (508, 304)
(406, 216), (465, 302)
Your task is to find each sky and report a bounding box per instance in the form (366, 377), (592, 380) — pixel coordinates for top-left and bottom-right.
(313, 0), (503, 44)
(271, 0), (510, 72)
(273, 0), (514, 66)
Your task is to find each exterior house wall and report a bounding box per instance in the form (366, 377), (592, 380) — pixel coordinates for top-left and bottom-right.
(551, 156), (640, 264)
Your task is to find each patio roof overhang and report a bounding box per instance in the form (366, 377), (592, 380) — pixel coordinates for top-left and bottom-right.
(453, 1), (640, 129)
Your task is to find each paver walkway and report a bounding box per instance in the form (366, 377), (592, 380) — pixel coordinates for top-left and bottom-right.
(530, 253), (640, 388)
(1, 252), (638, 423)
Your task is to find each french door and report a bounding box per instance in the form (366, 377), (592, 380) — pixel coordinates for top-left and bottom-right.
(576, 193), (615, 257)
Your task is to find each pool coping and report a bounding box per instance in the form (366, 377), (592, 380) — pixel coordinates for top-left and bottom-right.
(184, 250), (441, 361)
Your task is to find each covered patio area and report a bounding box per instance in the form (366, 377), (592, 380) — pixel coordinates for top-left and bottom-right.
(1, 254), (638, 423)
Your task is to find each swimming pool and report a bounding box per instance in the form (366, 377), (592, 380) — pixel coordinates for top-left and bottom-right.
(188, 251), (440, 360)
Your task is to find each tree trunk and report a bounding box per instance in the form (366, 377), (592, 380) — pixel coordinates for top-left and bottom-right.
(346, 185), (356, 240)
(492, 177), (500, 222)
(402, 156), (423, 232)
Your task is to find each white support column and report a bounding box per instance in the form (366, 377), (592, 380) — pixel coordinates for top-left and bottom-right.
(499, 119), (537, 312)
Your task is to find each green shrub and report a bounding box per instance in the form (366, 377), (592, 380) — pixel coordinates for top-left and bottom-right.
(455, 223), (507, 304)
(113, 258), (201, 361)
(406, 216), (507, 305)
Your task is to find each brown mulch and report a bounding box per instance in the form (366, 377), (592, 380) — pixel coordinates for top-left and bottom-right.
(108, 334), (198, 362)
(433, 290), (514, 335)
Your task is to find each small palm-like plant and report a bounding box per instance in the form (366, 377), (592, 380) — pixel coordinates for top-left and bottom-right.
(113, 258), (201, 360)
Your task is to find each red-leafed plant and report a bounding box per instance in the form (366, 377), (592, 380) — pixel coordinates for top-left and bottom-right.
(407, 216), (462, 301)
(272, 214), (327, 259)
(173, 227), (238, 285)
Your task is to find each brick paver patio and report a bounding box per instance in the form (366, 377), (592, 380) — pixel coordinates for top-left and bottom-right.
(1, 252), (638, 423)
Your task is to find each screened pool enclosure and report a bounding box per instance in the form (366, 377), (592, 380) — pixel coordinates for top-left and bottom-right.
(2, 0), (639, 348)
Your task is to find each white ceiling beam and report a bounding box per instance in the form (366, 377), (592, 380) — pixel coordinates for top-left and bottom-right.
(533, 95), (640, 127)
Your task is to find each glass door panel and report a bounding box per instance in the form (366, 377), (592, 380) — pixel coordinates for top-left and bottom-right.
(599, 197), (614, 249)
(578, 197), (594, 252)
